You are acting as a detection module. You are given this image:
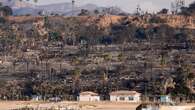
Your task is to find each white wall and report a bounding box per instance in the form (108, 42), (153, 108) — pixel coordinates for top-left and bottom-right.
(79, 95), (100, 102)
(110, 95), (140, 103)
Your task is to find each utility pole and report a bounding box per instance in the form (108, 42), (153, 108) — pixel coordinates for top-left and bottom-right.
(71, 0), (75, 16)
(70, 0), (76, 46)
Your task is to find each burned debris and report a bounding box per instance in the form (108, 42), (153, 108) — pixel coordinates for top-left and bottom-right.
(0, 15), (194, 102)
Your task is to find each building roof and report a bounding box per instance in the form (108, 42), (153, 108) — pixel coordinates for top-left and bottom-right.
(80, 91), (99, 96)
(110, 90), (141, 96)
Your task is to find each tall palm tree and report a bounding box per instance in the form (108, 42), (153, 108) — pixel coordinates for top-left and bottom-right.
(71, 0), (75, 16)
(72, 68), (81, 97)
(102, 72), (108, 84)
(73, 68), (80, 81)
(183, 64), (194, 91)
(160, 52), (166, 75)
(99, 72), (109, 100)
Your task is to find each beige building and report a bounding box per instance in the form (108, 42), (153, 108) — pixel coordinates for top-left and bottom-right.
(110, 90), (141, 103)
(78, 91), (100, 102)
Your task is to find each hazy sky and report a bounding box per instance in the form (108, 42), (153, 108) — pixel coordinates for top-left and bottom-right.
(32, 0), (194, 13)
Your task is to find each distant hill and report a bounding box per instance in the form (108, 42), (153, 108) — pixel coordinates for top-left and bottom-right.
(0, 0), (128, 16)
(0, 0), (33, 9)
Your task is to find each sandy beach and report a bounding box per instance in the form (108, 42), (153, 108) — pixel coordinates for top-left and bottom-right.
(0, 101), (194, 110)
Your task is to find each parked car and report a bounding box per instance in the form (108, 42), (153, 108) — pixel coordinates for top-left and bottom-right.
(136, 103), (160, 110)
(48, 97), (62, 102)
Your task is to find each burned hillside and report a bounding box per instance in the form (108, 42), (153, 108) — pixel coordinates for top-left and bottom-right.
(0, 15), (194, 101)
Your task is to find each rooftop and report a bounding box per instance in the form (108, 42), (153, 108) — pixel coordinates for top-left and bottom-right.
(80, 91), (99, 96)
(110, 90), (141, 96)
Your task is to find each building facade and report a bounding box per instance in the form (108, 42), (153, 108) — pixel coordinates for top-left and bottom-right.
(78, 91), (100, 102)
(110, 90), (141, 103)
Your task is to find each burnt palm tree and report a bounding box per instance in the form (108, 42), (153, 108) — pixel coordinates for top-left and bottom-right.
(183, 64), (195, 92)
(12, 60), (16, 73)
(72, 68), (81, 98)
(160, 52), (166, 75)
(98, 72), (110, 100)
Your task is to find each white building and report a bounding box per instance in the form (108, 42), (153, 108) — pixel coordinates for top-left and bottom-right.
(31, 95), (42, 101)
(78, 91), (100, 102)
(110, 90), (141, 103)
